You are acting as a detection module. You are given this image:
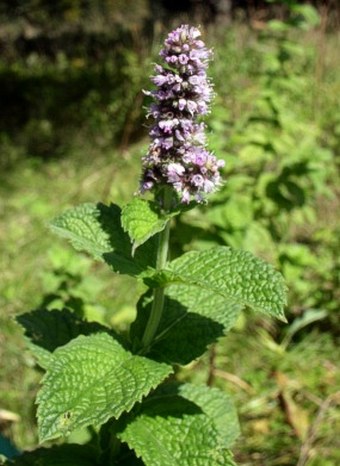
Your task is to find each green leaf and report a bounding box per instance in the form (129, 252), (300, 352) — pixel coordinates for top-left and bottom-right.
(116, 385), (237, 466)
(133, 246), (286, 364)
(3, 444), (98, 466)
(178, 384), (240, 448)
(131, 291), (241, 365)
(50, 203), (122, 259)
(292, 4), (320, 28)
(16, 308), (114, 369)
(121, 198), (169, 254)
(50, 203), (157, 275)
(166, 246), (287, 322)
(37, 333), (172, 442)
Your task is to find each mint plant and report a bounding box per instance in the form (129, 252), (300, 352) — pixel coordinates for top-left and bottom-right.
(8, 25), (287, 466)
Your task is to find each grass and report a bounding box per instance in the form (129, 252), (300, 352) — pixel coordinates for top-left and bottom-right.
(0, 147), (144, 449)
(175, 313), (339, 465)
(1, 21), (339, 465)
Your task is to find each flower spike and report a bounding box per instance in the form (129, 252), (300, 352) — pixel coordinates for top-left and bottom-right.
(140, 25), (224, 203)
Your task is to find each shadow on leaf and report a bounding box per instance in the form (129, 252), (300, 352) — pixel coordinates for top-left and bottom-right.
(131, 293), (224, 365)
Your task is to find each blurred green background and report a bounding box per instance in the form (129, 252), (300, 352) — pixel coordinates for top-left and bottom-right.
(0, 1), (339, 465)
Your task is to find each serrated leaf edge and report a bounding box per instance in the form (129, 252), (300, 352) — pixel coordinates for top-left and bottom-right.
(121, 199), (168, 254)
(166, 247), (287, 322)
(36, 334), (173, 442)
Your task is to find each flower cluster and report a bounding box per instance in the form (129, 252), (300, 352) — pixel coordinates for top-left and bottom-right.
(140, 25), (225, 203)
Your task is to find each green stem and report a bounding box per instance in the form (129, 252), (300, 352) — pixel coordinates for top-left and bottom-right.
(141, 189), (172, 348)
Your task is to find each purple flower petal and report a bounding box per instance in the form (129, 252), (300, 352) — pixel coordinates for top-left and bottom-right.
(140, 25), (224, 203)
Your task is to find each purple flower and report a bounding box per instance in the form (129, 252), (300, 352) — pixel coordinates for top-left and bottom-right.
(167, 163), (186, 183)
(140, 25), (224, 203)
(191, 174), (205, 187)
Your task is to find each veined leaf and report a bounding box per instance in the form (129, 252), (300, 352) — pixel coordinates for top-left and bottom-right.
(133, 246), (285, 364)
(37, 333), (172, 442)
(131, 291), (241, 365)
(50, 203), (123, 259)
(178, 384), (240, 448)
(16, 308), (115, 369)
(146, 383), (240, 448)
(167, 246), (287, 321)
(50, 203), (156, 275)
(117, 385), (237, 466)
(121, 198), (169, 254)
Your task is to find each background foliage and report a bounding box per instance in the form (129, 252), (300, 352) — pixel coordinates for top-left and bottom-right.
(0, 1), (339, 465)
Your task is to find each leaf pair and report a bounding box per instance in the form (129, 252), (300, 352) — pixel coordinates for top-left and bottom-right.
(48, 200), (287, 363)
(51, 201), (287, 320)
(50, 202), (157, 276)
(15, 310), (240, 465)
